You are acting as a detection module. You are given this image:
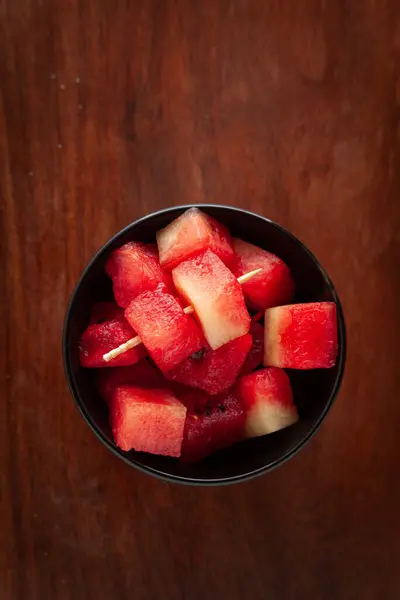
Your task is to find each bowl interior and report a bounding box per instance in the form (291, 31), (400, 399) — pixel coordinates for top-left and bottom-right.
(63, 205), (345, 484)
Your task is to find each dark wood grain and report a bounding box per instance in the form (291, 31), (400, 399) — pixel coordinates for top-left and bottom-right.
(1, 1), (399, 599)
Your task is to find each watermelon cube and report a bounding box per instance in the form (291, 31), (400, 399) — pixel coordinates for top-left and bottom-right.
(166, 333), (252, 395)
(172, 250), (250, 349)
(240, 321), (264, 375)
(97, 360), (163, 406)
(264, 302), (337, 369)
(110, 385), (186, 456)
(79, 314), (146, 368)
(89, 302), (123, 324)
(179, 391), (245, 462)
(105, 242), (171, 308)
(125, 284), (203, 372)
(236, 368), (298, 437)
(232, 239), (294, 310)
(156, 207), (235, 271)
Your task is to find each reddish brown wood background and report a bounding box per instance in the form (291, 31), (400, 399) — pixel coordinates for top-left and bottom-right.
(1, 1), (399, 599)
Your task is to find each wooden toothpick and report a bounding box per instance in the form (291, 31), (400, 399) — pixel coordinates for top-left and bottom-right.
(102, 268), (262, 362)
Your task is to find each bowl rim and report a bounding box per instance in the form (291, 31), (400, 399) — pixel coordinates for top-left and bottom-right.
(62, 204), (346, 486)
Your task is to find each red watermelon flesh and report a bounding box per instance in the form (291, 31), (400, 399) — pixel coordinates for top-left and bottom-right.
(89, 302), (123, 324)
(97, 360), (163, 406)
(125, 284), (203, 372)
(79, 315), (146, 368)
(179, 391), (245, 462)
(232, 238), (294, 310)
(166, 381), (199, 407)
(240, 322), (264, 375)
(165, 333), (252, 395)
(172, 250), (250, 349)
(110, 385), (186, 456)
(264, 302), (337, 369)
(236, 367), (298, 438)
(105, 242), (172, 308)
(156, 207), (235, 271)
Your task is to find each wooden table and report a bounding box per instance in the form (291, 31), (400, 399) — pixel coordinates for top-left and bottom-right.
(1, 2), (399, 599)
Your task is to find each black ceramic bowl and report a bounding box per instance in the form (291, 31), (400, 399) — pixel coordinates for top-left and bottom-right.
(63, 205), (346, 485)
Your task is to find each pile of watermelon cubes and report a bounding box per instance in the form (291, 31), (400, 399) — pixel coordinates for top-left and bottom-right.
(79, 208), (338, 462)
